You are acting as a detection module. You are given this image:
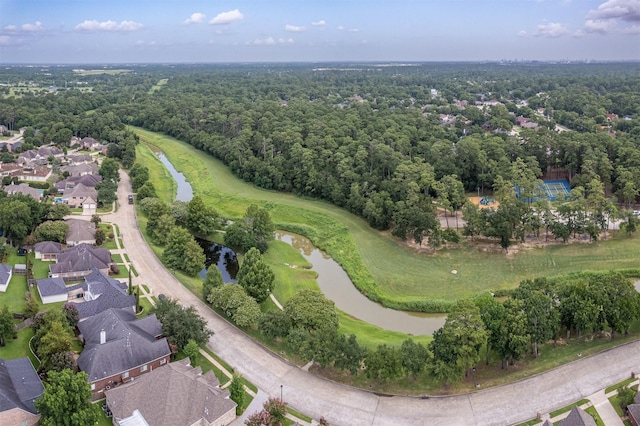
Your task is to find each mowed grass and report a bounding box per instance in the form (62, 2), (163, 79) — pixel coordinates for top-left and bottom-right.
(136, 143), (176, 205)
(130, 126), (640, 306)
(148, 79), (168, 94)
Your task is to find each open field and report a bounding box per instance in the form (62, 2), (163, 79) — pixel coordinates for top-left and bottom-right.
(148, 78), (168, 94)
(131, 126), (640, 310)
(136, 142), (176, 204)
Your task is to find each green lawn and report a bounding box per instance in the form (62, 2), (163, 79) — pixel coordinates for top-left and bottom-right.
(135, 142), (176, 205)
(549, 399), (590, 418)
(0, 327), (36, 364)
(131, 126), (640, 311)
(605, 377), (637, 394)
(111, 253), (123, 264)
(148, 79), (168, 94)
(584, 406), (604, 426)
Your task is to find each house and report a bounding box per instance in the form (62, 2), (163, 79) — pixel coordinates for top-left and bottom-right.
(0, 162), (22, 177)
(77, 308), (171, 393)
(0, 264), (12, 292)
(80, 137), (101, 150)
(629, 403), (640, 426)
(37, 268), (135, 316)
(65, 153), (94, 165)
(62, 183), (98, 208)
(55, 174), (102, 193)
(559, 406), (596, 426)
(50, 243), (111, 279)
(12, 165), (53, 183)
(60, 163), (98, 177)
(2, 183), (43, 201)
(0, 357), (44, 426)
(105, 358), (237, 426)
(65, 218), (96, 246)
(34, 241), (63, 261)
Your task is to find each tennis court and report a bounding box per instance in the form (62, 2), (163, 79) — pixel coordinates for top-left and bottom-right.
(541, 180), (571, 201)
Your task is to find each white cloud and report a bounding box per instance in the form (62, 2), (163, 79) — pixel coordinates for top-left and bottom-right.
(347, 28), (359, 32)
(622, 24), (640, 33)
(584, 19), (613, 33)
(588, 0), (640, 23)
(209, 9), (244, 25)
(311, 20), (326, 26)
(22, 21), (44, 32)
(534, 22), (570, 37)
(0, 35), (11, 45)
(285, 24), (306, 32)
(246, 36), (293, 46)
(75, 20), (144, 32)
(337, 25), (345, 31)
(184, 13), (206, 25)
(518, 30), (527, 37)
(3, 25), (17, 31)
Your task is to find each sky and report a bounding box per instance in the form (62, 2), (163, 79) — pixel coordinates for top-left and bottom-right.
(0, 0), (639, 64)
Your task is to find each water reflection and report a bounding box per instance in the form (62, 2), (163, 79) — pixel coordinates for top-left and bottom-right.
(276, 232), (446, 336)
(157, 153), (193, 202)
(197, 238), (239, 283)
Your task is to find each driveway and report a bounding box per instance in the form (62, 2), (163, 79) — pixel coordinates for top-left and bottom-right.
(109, 169), (640, 426)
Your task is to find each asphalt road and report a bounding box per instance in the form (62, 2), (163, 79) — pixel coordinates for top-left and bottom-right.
(109, 169), (640, 426)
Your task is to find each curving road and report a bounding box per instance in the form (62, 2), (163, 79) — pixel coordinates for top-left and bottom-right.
(109, 170), (640, 426)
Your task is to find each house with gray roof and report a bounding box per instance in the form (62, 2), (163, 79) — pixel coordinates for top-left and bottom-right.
(34, 241), (62, 261)
(37, 268), (134, 316)
(50, 243), (111, 279)
(12, 165), (53, 183)
(0, 264), (12, 292)
(65, 218), (96, 246)
(65, 153), (93, 165)
(2, 183), (43, 201)
(629, 403), (640, 426)
(0, 357), (44, 426)
(106, 358), (236, 426)
(62, 182), (98, 208)
(559, 406), (596, 426)
(60, 162), (98, 177)
(77, 308), (171, 394)
(55, 174), (101, 193)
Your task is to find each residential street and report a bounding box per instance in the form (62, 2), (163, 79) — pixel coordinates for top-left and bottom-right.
(109, 169), (640, 426)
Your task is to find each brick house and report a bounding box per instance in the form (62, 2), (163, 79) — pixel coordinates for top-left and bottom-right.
(0, 357), (44, 426)
(77, 308), (171, 394)
(105, 358), (237, 426)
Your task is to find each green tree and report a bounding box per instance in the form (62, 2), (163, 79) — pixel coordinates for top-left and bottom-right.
(513, 281), (559, 357)
(428, 299), (487, 384)
(183, 339), (200, 367)
(258, 310), (292, 339)
(34, 221), (69, 243)
(475, 293), (505, 365)
(136, 181), (157, 200)
(152, 214), (176, 246)
(99, 157), (120, 182)
(400, 338), (429, 379)
(38, 320), (74, 371)
(229, 374), (244, 415)
(237, 247), (275, 303)
(90, 214), (101, 227)
(203, 265), (224, 302)
(233, 298), (262, 328)
(162, 226), (205, 276)
(62, 302), (79, 329)
(35, 369), (99, 426)
(155, 297), (213, 351)
(616, 385), (636, 413)
(0, 305), (13, 347)
(224, 204), (274, 253)
(495, 298), (530, 368)
(186, 196), (219, 236)
(46, 203), (71, 220)
(95, 228), (106, 246)
(333, 333), (367, 374)
(365, 344), (403, 382)
(284, 289), (339, 333)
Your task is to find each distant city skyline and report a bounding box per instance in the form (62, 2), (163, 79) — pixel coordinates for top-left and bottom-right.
(1, 0), (639, 64)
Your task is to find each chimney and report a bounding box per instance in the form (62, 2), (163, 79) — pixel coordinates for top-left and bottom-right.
(100, 329), (106, 344)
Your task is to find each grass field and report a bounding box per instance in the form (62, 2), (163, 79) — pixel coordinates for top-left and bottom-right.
(130, 126), (640, 309)
(136, 142), (176, 204)
(148, 79), (168, 94)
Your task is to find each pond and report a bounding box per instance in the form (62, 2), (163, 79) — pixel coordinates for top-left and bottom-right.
(157, 153), (193, 202)
(276, 232), (446, 336)
(196, 238), (239, 283)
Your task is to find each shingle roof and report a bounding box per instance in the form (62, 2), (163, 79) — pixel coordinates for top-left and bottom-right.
(105, 359), (236, 426)
(0, 357), (44, 415)
(628, 404), (640, 425)
(0, 264), (11, 285)
(62, 183), (98, 202)
(60, 163), (98, 177)
(64, 220), (97, 244)
(560, 407), (596, 426)
(74, 269), (134, 319)
(50, 243), (110, 275)
(34, 241), (62, 254)
(35, 277), (68, 297)
(2, 183), (42, 200)
(77, 308), (171, 383)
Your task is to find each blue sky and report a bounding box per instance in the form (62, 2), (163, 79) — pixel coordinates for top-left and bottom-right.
(0, 0), (638, 63)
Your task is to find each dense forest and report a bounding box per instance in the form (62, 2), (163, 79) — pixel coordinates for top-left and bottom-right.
(2, 63), (640, 248)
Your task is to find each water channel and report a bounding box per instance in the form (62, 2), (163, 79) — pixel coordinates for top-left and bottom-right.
(157, 154), (193, 202)
(156, 151), (446, 335)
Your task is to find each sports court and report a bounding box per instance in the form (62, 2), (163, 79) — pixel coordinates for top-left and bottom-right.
(540, 180), (571, 201)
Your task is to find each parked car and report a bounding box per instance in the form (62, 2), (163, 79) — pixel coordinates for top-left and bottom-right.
(128, 194), (134, 204)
